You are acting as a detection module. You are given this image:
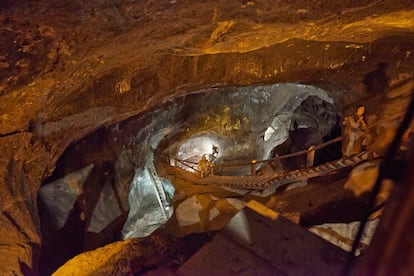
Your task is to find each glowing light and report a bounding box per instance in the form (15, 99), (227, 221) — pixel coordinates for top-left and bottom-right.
(175, 136), (221, 171)
(264, 126), (275, 141)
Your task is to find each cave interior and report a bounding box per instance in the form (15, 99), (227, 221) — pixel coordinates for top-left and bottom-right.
(1, 0), (414, 275)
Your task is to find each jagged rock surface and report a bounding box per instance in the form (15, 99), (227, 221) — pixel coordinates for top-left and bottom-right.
(1, 0), (414, 274)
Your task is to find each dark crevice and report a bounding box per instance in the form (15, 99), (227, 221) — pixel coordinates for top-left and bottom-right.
(0, 130), (27, 138)
(2, 211), (32, 241)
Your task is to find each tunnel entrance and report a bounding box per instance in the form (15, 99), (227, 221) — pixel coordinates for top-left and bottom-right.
(268, 95), (342, 171)
(37, 82), (345, 274)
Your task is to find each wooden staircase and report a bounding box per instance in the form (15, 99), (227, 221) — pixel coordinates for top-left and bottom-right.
(159, 151), (379, 191)
(269, 151), (379, 187)
(162, 165), (273, 190)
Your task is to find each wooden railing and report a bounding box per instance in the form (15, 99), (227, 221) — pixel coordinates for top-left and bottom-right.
(249, 136), (342, 175)
(157, 136), (343, 176)
(156, 151), (200, 172)
(243, 110), (404, 175)
(174, 158), (198, 172)
(155, 90), (408, 177)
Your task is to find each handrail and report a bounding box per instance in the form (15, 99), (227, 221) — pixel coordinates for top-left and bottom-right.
(247, 110), (402, 169)
(156, 136), (343, 171)
(314, 136), (342, 150)
(157, 151), (199, 165)
(154, 91), (407, 177)
(232, 136), (343, 167)
(174, 158), (199, 172)
(157, 112), (395, 173)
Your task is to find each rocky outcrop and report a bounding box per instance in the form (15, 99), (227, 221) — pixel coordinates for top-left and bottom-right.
(53, 233), (211, 275)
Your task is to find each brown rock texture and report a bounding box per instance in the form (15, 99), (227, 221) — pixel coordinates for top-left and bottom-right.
(1, 0), (414, 274)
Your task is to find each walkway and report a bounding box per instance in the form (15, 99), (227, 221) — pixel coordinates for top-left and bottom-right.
(163, 165), (274, 190)
(160, 150), (379, 190)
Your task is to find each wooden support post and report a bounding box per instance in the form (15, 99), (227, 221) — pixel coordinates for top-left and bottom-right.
(306, 146), (316, 167)
(209, 163), (215, 176)
(251, 160), (257, 176)
(272, 154), (279, 171)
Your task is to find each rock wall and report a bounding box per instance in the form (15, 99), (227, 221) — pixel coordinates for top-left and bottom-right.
(1, 0), (414, 274)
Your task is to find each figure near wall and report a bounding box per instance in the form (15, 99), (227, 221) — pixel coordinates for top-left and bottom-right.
(342, 105), (371, 157)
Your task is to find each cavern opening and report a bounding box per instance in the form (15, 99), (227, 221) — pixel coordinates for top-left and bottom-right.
(37, 82), (347, 273)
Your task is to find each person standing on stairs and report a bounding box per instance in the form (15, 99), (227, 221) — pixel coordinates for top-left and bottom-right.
(209, 144), (219, 161)
(198, 154), (209, 178)
(342, 105), (370, 157)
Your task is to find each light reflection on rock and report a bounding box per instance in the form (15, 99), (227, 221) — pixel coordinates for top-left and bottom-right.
(122, 167), (174, 239)
(39, 164), (94, 229)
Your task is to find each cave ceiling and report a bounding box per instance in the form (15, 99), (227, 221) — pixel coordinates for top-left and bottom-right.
(1, 0), (414, 274)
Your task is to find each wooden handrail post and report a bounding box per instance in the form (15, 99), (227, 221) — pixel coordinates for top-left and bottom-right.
(209, 163), (215, 176)
(306, 146), (316, 167)
(251, 160), (257, 176)
(273, 154), (279, 171)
